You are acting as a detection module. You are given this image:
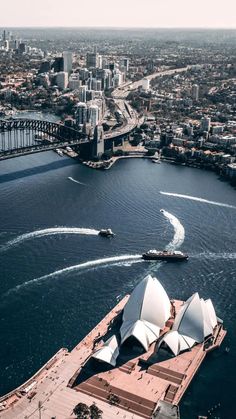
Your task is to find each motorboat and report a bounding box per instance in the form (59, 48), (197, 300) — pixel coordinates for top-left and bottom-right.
(99, 228), (115, 237)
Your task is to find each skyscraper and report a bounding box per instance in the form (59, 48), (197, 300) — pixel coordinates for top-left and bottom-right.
(86, 52), (99, 69)
(192, 84), (199, 101)
(55, 72), (68, 90)
(63, 51), (73, 74)
(76, 103), (88, 125)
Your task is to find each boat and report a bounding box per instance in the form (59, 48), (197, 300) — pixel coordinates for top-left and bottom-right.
(99, 228), (115, 237)
(55, 149), (64, 157)
(142, 249), (188, 261)
(152, 152), (161, 164)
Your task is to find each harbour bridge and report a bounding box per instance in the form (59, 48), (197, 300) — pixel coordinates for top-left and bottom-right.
(0, 119), (88, 160)
(0, 118), (137, 161)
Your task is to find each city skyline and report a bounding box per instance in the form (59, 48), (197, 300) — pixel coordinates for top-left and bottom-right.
(0, 0), (236, 28)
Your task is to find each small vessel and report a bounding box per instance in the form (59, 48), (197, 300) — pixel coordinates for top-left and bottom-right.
(55, 148), (64, 157)
(152, 152), (161, 164)
(160, 209), (165, 213)
(142, 249), (188, 261)
(99, 228), (115, 237)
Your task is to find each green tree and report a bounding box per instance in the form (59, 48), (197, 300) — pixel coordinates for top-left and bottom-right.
(73, 402), (90, 419)
(90, 403), (103, 419)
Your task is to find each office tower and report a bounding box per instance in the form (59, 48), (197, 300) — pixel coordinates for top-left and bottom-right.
(121, 58), (129, 72)
(68, 74), (81, 90)
(63, 51), (73, 74)
(18, 43), (26, 54)
(3, 30), (6, 41)
(79, 85), (87, 102)
(51, 57), (64, 73)
(55, 72), (68, 90)
(86, 52), (99, 69)
(76, 103), (88, 125)
(192, 84), (199, 101)
(39, 60), (51, 74)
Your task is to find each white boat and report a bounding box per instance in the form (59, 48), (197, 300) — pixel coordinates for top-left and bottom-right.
(55, 149), (64, 157)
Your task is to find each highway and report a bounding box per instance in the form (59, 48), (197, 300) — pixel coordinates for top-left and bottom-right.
(106, 66), (189, 140)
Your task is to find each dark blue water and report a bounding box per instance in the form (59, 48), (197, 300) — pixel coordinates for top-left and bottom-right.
(0, 149), (235, 418)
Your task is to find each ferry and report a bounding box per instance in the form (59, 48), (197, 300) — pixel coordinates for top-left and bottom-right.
(142, 249), (188, 261)
(99, 228), (115, 237)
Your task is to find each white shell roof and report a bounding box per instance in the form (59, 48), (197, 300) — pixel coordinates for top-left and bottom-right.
(120, 275), (171, 351)
(172, 293), (218, 344)
(159, 330), (195, 356)
(92, 335), (119, 367)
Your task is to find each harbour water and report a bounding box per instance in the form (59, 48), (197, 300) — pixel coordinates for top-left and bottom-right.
(0, 135), (236, 418)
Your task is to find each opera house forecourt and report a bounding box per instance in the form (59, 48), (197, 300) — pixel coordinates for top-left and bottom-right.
(0, 275), (226, 419)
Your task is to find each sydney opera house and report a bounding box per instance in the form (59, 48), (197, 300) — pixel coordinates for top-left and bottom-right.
(0, 275), (226, 419)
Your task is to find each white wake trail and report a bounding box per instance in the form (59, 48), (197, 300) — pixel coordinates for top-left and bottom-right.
(4, 254), (143, 295)
(191, 252), (236, 260)
(161, 209), (185, 250)
(68, 177), (86, 186)
(160, 191), (236, 210)
(1, 227), (99, 251)
(3, 210), (186, 295)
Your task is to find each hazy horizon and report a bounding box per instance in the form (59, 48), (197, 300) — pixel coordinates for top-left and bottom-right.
(0, 0), (235, 29)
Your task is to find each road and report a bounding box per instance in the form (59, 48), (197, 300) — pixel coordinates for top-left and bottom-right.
(106, 66), (189, 139)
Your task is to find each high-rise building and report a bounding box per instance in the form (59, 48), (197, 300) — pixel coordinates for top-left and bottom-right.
(120, 58), (129, 72)
(39, 60), (51, 74)
(201, 117), (211, 133)
(192, 84), (199, 101)
(88, 104), (99, 127)
(68, 74), (81, 90)
(86, 52), (99, 69)
(63, 51), (73, 74)
(55, 72), (68, 90)
(18, 43), (26, 54)
(52, 57), (64, 73)
(76, 103), (88, 125)
(79, 86), (87, 102)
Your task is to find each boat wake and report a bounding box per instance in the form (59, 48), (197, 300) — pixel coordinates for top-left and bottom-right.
(68, 177), (86, 186)
(160, 191), (236, 210)
(161, 210), (185, 250)
(191, 252), (236, 260)
(0, 227), (99, 252)
(4, 254), (143, 296)
(2, 210), (185, 295)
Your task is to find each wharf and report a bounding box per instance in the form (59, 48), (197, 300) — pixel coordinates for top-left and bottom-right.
(0, 296), (226, 419)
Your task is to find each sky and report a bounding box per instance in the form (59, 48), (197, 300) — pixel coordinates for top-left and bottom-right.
(1, 0), (236, 28)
